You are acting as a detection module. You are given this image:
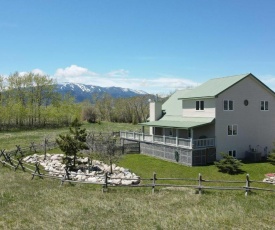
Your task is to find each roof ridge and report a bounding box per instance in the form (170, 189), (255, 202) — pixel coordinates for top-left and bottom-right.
(208, 73), (250, 81)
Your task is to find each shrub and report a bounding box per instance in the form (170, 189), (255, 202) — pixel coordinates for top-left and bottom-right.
(82, 106), (97, 123)
(267, 153), (275, 165)
(214, 153), (243, 174)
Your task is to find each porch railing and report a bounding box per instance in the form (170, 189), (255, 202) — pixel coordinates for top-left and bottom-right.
(120, 131), (215, 149)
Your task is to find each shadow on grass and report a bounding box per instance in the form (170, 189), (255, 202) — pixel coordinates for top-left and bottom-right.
(217, 168), (246, 175)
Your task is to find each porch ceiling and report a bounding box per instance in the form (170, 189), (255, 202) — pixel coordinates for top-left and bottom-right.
(139, 116), (214, 129)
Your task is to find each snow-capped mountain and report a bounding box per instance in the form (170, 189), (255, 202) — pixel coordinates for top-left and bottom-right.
(56, 83), (149, 102)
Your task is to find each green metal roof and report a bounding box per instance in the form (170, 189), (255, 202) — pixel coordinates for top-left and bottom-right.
(162, 89), (191, 116)
(179, 73), (250, 99)
(139, 116), (214, 129)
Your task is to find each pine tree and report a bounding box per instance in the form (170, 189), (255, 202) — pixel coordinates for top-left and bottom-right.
(56, 118), (88, 170)
(214, 153), (243, 174)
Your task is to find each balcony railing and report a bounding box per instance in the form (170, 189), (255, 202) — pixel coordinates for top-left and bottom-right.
(120, 131), (215, 149)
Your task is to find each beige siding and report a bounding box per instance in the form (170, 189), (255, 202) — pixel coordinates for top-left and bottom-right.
(193, 123), (215, 139)
(182, 98), (216, 118)
(215, 76), (275, 159)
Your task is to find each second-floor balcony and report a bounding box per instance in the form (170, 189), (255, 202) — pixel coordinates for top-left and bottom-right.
(120, 131), (215, 149)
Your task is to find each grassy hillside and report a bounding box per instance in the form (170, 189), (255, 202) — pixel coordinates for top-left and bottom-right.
(1, 154), (275, 229)
(1, 124), (275, 229)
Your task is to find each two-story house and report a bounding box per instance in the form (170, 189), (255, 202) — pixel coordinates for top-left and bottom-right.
(120, 73), (275, 166)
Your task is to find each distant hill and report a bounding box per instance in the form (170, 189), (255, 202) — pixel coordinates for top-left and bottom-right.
(56, 83), (149, 102)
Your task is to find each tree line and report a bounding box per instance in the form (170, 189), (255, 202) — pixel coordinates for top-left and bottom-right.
(0, 71), (158, 130)
(0, 72), (80, 129)
(81, 93), (152, 124)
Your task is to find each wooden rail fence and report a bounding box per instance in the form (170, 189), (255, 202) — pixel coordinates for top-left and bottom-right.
(1, 151), (275, 196)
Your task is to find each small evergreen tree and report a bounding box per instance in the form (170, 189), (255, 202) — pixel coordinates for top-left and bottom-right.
(214, 153), (243, 174)
(56, 118), (88, 170)
(267, 153), (275, 165)
(267, 142), (275, 165)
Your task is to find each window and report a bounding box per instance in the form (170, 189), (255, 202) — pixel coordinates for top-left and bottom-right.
(228, 125), (237, 136)
(196, 101), (204, 110)
(228, 150), (236, 157)
(224, 100), (233, 111)
(261, 101), (268, 111)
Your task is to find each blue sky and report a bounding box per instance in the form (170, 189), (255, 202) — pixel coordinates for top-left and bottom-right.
(1, 0), (275, 93)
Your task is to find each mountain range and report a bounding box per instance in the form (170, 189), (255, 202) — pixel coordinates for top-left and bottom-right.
(56, 83), (149, 102)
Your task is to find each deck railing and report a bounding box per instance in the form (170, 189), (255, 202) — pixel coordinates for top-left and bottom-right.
(120, 131), (215, 149)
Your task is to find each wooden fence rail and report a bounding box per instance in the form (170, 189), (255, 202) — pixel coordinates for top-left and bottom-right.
(1, 140), (275, 196)
(1, 153), (275, 196)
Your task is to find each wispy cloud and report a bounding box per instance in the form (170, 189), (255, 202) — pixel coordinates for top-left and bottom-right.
(259, 74), (275, 91)
(106, 69), (129, 77)
(52, 65), (198, 93)
(2, 65), (199, 94)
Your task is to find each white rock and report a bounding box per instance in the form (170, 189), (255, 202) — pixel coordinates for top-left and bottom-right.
(89, 171), (96, 176)
(87, 177), (98, 183)
(125, 173), (132, 179)
(112, 179), (122, 185)
(50, 155), (58, 160)
(116, 173), (125, 179)
(114, 166), (121, 171)
(75, 175), (86, 181)
(23, 156), (31, 161)
(121, 180), (132, 185)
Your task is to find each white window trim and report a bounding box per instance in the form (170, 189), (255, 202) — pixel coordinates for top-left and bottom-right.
(227, 124), (238, 136)
(228, 150), (237, 158)
(223, 100), (234, 111)
(260, 100), (269, 111)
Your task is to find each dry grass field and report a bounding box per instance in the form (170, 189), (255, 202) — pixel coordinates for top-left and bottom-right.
(1, 123), (275, 229)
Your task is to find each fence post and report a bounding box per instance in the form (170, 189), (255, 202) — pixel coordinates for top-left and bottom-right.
(245, 174), (250, 196)
(29, 142), (37, 153)
(102, 172), (108, 193)
(44, 138), (48, 160)
(198, 173), (202, 195)
(152, 172), (156, 194)
(32, 162), (43, 180)
(15, 157), (25, 172)
(0, 149), (6, 165)
(16, 145), (24, 157)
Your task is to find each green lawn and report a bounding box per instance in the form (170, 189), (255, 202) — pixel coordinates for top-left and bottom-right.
(0, 121), (139, 150)
(1, 125), (275, 229)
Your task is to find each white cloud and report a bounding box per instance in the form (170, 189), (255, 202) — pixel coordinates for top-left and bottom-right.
(106, 69), (129, 77)
(52, 64), (199, 94)
(32, 69), (46, 76)
(259, 74), (275, 91)
(18, 71), (28, 77)
(55, 65), (98, 78)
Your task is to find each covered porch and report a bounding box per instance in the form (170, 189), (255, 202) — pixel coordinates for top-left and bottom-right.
(120, 130), (215, 149)
(127, 116), (216, 149)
